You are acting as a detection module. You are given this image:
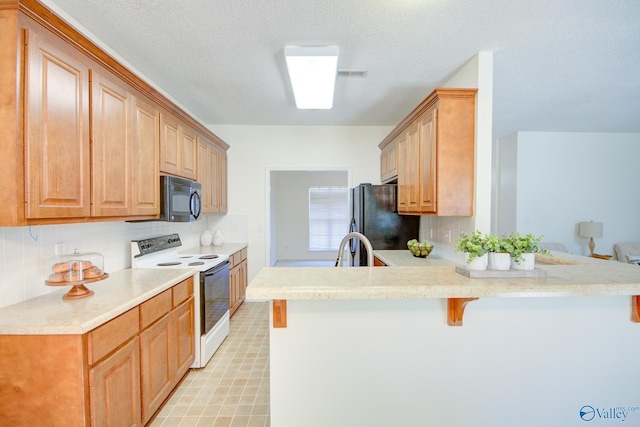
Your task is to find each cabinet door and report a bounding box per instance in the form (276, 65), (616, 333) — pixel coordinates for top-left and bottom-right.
(209, 147), (220, 213)
(24, 29), (90, 219)
(89, 337), (142, 427)
(419, 109), (437, 214)
(160, 113), (180, 176)
(397, 131), (408, 212)
(401, 124), (421, 214)
(180, 125), (198, 180)
(380, 141), (398, 183)
(173, 297), (195, 379)
(239, 260), (248, 302)
(91, 70), (130, 216)
(217, 150), (228, 213)
(140, 313), (173, 424)
(131, 95), (160, 215)
(198, 141), (213, 213)
(230, 264), (239, 316)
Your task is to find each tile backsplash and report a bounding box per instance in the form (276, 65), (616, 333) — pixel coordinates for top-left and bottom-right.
(0, 215), (248, 309)
(419, 216), (476, 264)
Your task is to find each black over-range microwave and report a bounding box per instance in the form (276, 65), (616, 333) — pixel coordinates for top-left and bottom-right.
(160, 175), (202, 222)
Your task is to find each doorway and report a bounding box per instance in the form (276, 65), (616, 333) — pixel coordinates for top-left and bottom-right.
(268, 169), (350, 266)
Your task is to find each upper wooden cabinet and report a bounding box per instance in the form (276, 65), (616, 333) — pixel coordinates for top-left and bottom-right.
(160, 113), (198, 181)
(91, 69), (131, 217)
(381, 88), (477, 216)
(131, 95), (161, 215)
(91, 69), (160, 217)
(198, 138), (216, 214)
(23, 28), (91, 219)
(0, 1), (229, 226)
(198, 135), (228, 215)
(380, 137), (398, 183)
(217, 149), (228, 213)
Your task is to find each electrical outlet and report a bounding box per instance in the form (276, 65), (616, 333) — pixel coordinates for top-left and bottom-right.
(54, 242), (66, 255)
(258, 224), (264, 233)
(429, 227), (434, 239)
(444, 229), (452, 243)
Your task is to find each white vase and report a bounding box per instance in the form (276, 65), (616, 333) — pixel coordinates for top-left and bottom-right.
(213, 229), (224, 246)
(466, 253), (488, 270)
(488, 252), (511, 270)
(200, 230), (213, 246)
(511, 252), (535, 270)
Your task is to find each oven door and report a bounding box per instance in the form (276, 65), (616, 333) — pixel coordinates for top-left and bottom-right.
(200, 260), (230, 335)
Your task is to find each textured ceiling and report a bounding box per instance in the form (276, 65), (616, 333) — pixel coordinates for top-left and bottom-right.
(41, 0), (640, 139)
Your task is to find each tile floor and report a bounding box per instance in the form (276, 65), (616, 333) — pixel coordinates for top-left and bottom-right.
(151, 301), (270, 427)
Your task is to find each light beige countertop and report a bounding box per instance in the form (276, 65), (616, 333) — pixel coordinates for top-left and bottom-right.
(0, 268), (197, 335)
(247, 251), (640, 300)
(373, 250), (455, 267)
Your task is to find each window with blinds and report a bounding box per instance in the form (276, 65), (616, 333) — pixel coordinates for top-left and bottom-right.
(308, 187), (349, 251)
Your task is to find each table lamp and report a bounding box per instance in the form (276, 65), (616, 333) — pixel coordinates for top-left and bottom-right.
(579, 221), (603, 256)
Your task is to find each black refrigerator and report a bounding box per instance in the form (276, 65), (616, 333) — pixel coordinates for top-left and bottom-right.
(349, 183), (420, 266)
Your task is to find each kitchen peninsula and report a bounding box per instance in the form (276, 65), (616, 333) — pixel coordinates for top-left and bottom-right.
(247, 253), (640, 427)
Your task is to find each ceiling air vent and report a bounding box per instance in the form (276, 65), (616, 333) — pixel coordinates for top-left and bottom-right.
(337, 69), (368, 77)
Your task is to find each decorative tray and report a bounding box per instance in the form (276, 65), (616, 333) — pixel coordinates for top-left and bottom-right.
(455, 266), (547, 278)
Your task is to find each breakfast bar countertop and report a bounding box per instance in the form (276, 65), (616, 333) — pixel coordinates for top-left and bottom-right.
(0, 268), (198, 335)
(247, 250), (640, 300)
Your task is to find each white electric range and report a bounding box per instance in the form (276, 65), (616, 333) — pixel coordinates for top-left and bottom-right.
(131, 234), (230, 368)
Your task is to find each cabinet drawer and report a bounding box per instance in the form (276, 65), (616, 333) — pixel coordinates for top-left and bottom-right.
(172, 277), (194, 308)
(231, 248), (248, 267)
(88, 307), (139, 365)
(140, 289), (172, 330)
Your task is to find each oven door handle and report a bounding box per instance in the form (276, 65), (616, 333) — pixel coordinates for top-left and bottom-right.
(204, 260), (230, 276)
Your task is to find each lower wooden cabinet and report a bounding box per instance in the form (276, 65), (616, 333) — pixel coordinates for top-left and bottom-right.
(89, 337), (141, 427)
(230, 248), (248, 317)
(139, 296), (195, 424)
(0, 277), (194, 426)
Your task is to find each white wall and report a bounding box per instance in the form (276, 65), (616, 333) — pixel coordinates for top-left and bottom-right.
(272, 170), (348, 263)
(207, 125), (392, 281)
(419, 52), (494, 262)
(494, 131), (640, 256)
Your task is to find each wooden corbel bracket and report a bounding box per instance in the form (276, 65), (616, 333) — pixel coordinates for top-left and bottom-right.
(632, 296), (640, 323)
(272, 299), (287, 328)
(447, 297), (479, 326)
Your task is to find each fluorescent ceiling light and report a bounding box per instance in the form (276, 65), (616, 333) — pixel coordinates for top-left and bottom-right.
(284, 46), (339, 109)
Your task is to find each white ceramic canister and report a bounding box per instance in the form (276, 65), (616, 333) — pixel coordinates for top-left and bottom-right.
(200, 230), (213, 246)
(213, 229), (224, 246)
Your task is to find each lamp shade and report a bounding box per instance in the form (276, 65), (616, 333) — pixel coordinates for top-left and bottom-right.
(285, 46), (339, 109)
(579, 221), (603, 238)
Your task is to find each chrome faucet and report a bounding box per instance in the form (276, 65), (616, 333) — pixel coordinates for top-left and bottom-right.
(335, 232), (374, 267)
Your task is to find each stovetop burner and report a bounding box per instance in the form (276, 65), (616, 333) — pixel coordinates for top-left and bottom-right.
(158, 262), (182, 266)
(188, 261), (205, 266)
(199, 255), (219, 260)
